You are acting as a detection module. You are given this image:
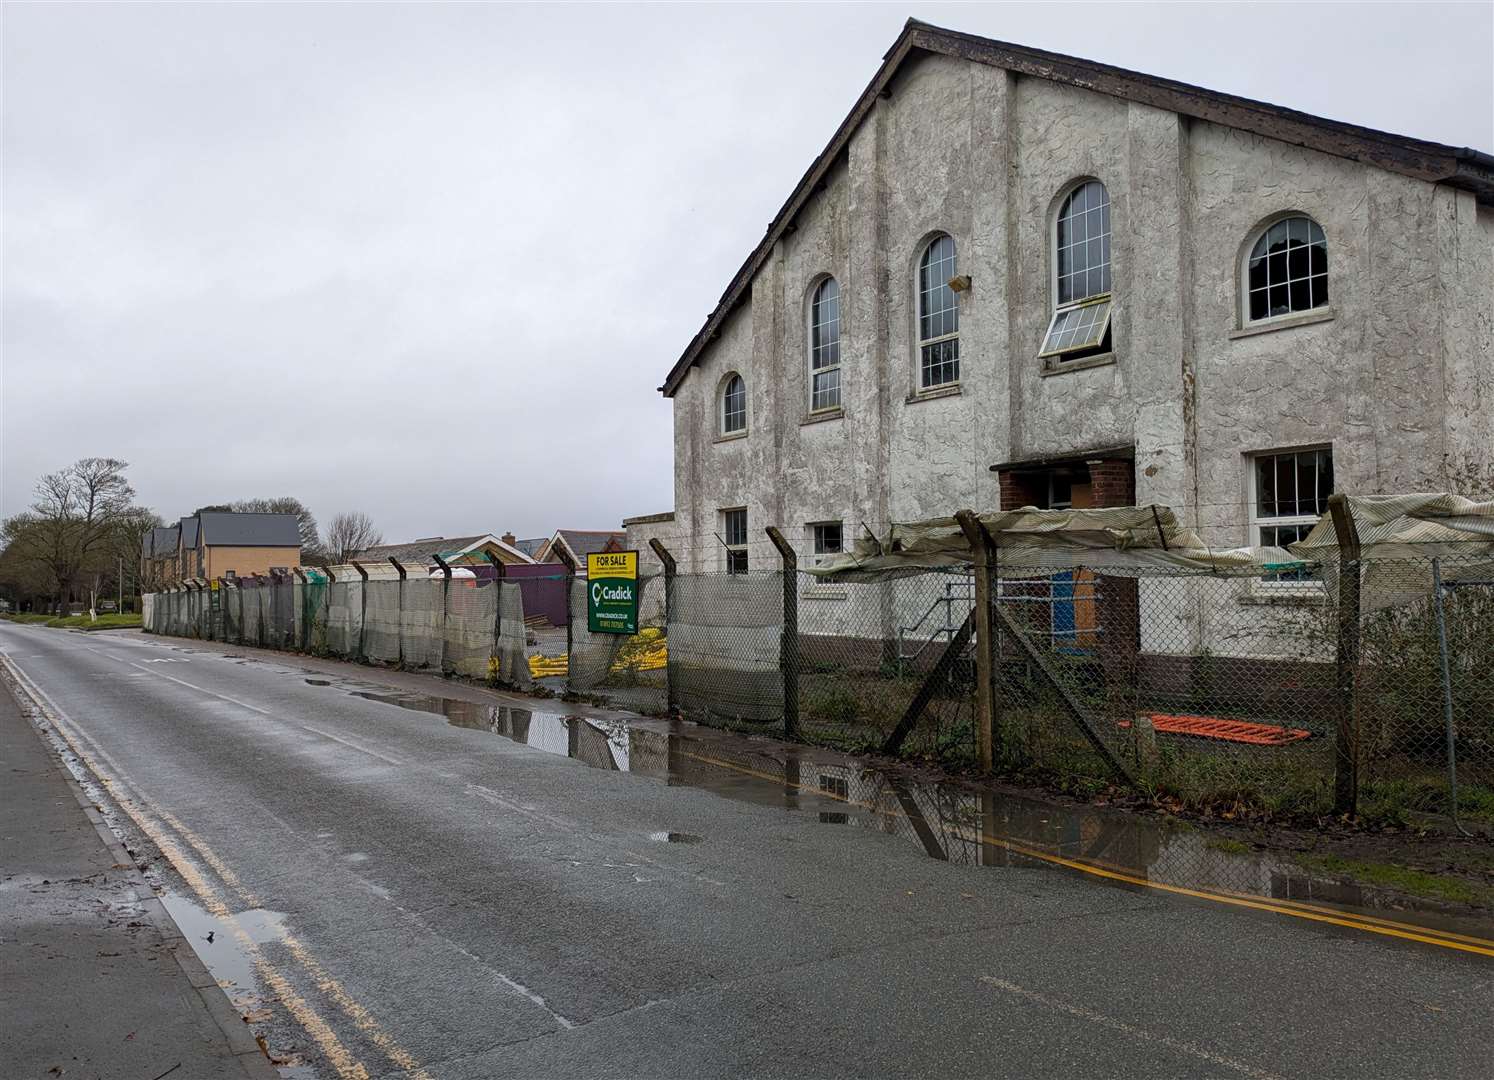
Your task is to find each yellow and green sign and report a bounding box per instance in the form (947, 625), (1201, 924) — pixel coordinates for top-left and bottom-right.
(586, 550), (638, 635)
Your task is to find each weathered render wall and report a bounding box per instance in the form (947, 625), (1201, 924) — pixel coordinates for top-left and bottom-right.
(669, 50), (1494, 572)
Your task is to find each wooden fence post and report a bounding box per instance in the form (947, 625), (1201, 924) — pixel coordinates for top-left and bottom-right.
(765, 527), (799, 741)
(1327, 494), (1361, 816)
(955, 510), (995, 772)
(649, 538), (678, 714)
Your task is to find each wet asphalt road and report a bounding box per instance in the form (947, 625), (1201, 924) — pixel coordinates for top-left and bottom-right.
(2, 623), (1490, 1080)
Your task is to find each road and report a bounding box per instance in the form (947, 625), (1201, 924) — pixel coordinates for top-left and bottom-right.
(2, 622), (1490, 1080)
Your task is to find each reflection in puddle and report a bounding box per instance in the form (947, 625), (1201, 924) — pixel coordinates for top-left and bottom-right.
(326, 683), (1490, 941)
(159, 893), (288, 1007)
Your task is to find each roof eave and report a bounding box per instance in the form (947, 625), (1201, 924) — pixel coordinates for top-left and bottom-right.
(659, 19), (1492, 398)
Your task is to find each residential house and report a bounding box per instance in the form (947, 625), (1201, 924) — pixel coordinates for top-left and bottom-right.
(350, 534), (535, 570)
(140, 524), (182, 588)
(534, 530), (626, 570)
(153, 512), (302, 581)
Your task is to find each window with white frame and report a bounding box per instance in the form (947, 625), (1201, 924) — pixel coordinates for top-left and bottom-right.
(722, 508), (748, 574)
(720, 373), (746, 435)
(1040, 180), (1113, 361)
(917, 235), (959, 389)
(810, 521), (843, 566)
(1250, 448), (1333, 583)
(809, 278), (842, 412)
(1245, 216), (1328, 323)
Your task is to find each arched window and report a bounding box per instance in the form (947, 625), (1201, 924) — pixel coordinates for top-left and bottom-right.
(1041, 180), (1113, 361)
(809, 277), (841, 412)
(1245, 216), (1327, 322)
(917, 235), (959, 389)
(720, 373), (746, 435)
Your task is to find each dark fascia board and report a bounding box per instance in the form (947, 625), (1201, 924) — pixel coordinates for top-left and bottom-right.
(989, 443), (1135, 472)
(659, 18), (1494, 398)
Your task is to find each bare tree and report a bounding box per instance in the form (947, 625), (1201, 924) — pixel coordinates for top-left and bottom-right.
(326, 511), (384, 564)
(1, 458), (137, 611)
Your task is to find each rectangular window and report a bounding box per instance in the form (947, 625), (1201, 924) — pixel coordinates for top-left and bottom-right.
(1039, 296), (1112, 358)
(722, 508), (748, 574)
(1249, 448), (1333, 583)
(811, 521), (843, 566)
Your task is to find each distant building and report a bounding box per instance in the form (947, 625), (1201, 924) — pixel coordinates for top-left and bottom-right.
(533, 529), (626, 569)
(142, 512), (302, 582)
(350, 534), (535, 569)
(500, 533), (550, 561)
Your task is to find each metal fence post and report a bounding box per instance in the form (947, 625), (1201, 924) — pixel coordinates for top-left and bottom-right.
(649, 538), (678, 714)
(1327, 494), (1361, 816)
(351, 561), (369, 660)
(432, 554), (452, 675)
(955, 510), (995, 772)
(765, 527), (799, 741)
(388, 557), (407, 667)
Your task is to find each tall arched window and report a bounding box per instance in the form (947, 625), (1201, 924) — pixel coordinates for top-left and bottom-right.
(917, 235), (959, 389)
(720, 373), (746, 435)
(1041, 180), (1113, 361)
(1245, 215), (1327, 322)
(809, 277), (841, 412)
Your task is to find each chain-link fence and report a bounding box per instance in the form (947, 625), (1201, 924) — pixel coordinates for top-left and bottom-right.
(566, 574), (669, 715)
(144, 569), (531, 690)
(554, 546), (1492, 826)
(142, 523), (1492, 827)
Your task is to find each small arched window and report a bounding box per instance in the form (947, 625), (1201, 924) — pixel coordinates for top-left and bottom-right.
(720, 373), (746, 435)
(917, 235), (959, 389)
(1041, 180), (1113, 361)
(809, 277), (842, 412)
(1245, 216), (1327, 322)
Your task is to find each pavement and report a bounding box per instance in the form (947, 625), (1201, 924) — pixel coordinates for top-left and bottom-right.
(0, 655), (275, 1079)
(1, 622), (1491, 1080)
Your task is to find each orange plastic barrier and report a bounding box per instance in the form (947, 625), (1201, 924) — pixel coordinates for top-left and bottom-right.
(1118, 713), (1312, 746)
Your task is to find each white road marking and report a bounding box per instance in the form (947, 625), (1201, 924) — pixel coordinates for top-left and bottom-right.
(978, 977), (1285, 1080)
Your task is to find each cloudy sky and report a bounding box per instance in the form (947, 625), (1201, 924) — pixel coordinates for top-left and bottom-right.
(4, 2), (1490, 545)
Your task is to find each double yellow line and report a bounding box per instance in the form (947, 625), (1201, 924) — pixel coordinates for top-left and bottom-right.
(680, 749), (1494, 959)
(1, 654), (433, 1080)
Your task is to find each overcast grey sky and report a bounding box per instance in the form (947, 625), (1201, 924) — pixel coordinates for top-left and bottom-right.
(4, 2), (1491, 544)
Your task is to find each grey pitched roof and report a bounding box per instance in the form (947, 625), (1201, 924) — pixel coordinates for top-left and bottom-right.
(143, 525), (179, 557)
(353, 535), (492, 566)
(660, 19), (1494, 397)
(556, 530), (626, 559)
(178, 516), (199, 548)
(511, 537), (548, 558)
(197, 512), (301, 548)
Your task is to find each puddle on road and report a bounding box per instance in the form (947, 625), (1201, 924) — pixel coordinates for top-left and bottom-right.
(160, 893), (289, 1008)
(309, 682), (1491, 942)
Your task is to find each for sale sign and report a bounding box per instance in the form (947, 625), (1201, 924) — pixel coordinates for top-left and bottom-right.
(586, 550), (638, 635)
